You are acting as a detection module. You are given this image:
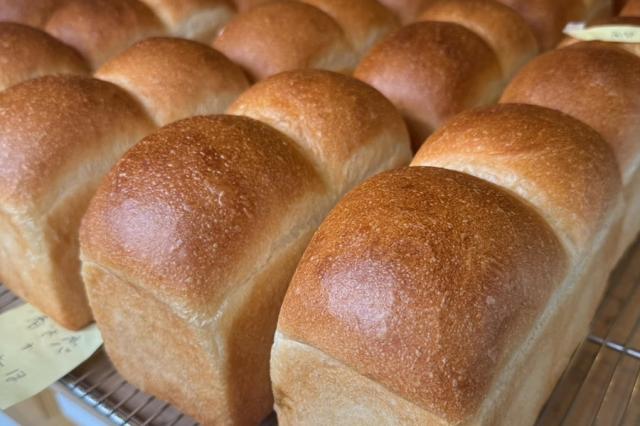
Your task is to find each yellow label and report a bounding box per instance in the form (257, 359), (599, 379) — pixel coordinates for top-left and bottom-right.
(564, 24), (640, 43)
(0, 304), (102, 409)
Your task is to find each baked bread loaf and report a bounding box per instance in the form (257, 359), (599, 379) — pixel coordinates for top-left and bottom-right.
(0, 22), (89, 91)
(0, 0), (59, 27)
(417, 0), (538, 79)
(354, 21), (502, 150)
(79, 70), (411, 425)
(300, 0), (400, 55)
(271, 104), (622, 425)
(213, 1), (357, 81)
(502, 42), (640, 258)
(44, 0), (165, 68)
(137, 0), (234, 42)
(96, 37), (249, 126)
(0, 76), (155, 330)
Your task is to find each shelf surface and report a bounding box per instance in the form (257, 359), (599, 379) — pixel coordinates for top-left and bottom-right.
(1, 239), (640, 425)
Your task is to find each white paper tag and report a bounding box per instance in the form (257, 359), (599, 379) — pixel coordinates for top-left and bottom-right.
(564, 22), (640, 43)
(0, 304), (102, 409)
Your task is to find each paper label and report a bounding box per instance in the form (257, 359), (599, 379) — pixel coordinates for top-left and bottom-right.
(0, 304), (102, 409)
(564, 23), (640, 43)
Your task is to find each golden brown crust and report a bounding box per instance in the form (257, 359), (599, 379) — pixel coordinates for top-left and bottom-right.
(412, 103), (621, 256)
(96, 37), (249, 126)
(44, 0), (165, 68)
(621, 0), (640, 15)
(0, 23), (89, 91)
(227, 70), (411, 197)
(80, 115), (326, 321)
(0, 75), (154, 210)
(0, 0), (60, 27)
(278, 166), (567, 423)
(300, 0), (400, 55)
(232, 0), (274, 12)
(354, 22), (502, 150)
(418, 0), (538, 78)
(377, 0), (436, 23)
(501, 42), (640, 182)
(137, 0), (234, 41)
(212, 1), (357, 81)
(494, 0), (582, 50)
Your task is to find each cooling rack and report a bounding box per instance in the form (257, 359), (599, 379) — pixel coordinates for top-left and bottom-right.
(1, 237), (639, 425)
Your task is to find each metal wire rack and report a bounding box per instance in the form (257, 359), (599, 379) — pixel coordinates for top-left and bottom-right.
(1, 237), (639, 425)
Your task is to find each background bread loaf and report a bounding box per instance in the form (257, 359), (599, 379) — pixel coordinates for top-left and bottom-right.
(0, 22), (89, 91)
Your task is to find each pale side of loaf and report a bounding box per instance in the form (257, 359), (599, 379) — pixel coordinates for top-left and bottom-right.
(273, 166), (573, 425)
(0, 76), (155, 329)
(96, 37), (249, 126)
(137, 0), (234, 42)
(501, 42), (640, 258)
(418, 0), (538, 79)
(213, 1), (357, 81)
(0, 22), (89, 91)
(0, 0), (60, 27)
(300, 0), (400, 55)
(80, 70), (411, 425)
(354, 21), (502, 150)
(227, 70), (412, 198)
(559, 17), (640, 57)
(44, 0), (165, 69)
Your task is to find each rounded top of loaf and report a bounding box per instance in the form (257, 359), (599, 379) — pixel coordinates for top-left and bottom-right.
(212, 1), (357, 81)
(494, 0), (581, 50)
(354, 21), (502, 150)
(418, 0), (538, 79)
(0, 23), (89, 91)
(137, 0), (234, 41)
(300, 0), (400, 55)
(44, 0), (164, 69)
(0, 75), (154, 210)
(80, 115), (326, 323)
(96, 37), (249, 126)
(376, 0), (435, 23)
(0, 0), (59, 27)
(501, 42), (640, 183)
(228, 69), (411, 197)
(413, 103), (621, 257)
(278, 166), (567, 423)
(622, 0), (640, 15)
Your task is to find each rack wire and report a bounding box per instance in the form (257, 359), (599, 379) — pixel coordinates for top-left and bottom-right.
(1, 237), (639, 425)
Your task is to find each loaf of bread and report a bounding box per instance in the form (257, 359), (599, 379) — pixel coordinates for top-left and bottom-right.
(212, 1), (358, 80)
(417, 0), (538, 79)
(271, 103), (622, 425)
(137, 0), (234, 42)
(502, 42), (640, 258)
(79, 70), (411, 425)
(300, 0), (400, 55)
(95, 37), (249, 126)
(44, 0), (164, 68)
(354, 21), (503, 150)
(0, 22), (89, 91)
(0, 76), (155, 330)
